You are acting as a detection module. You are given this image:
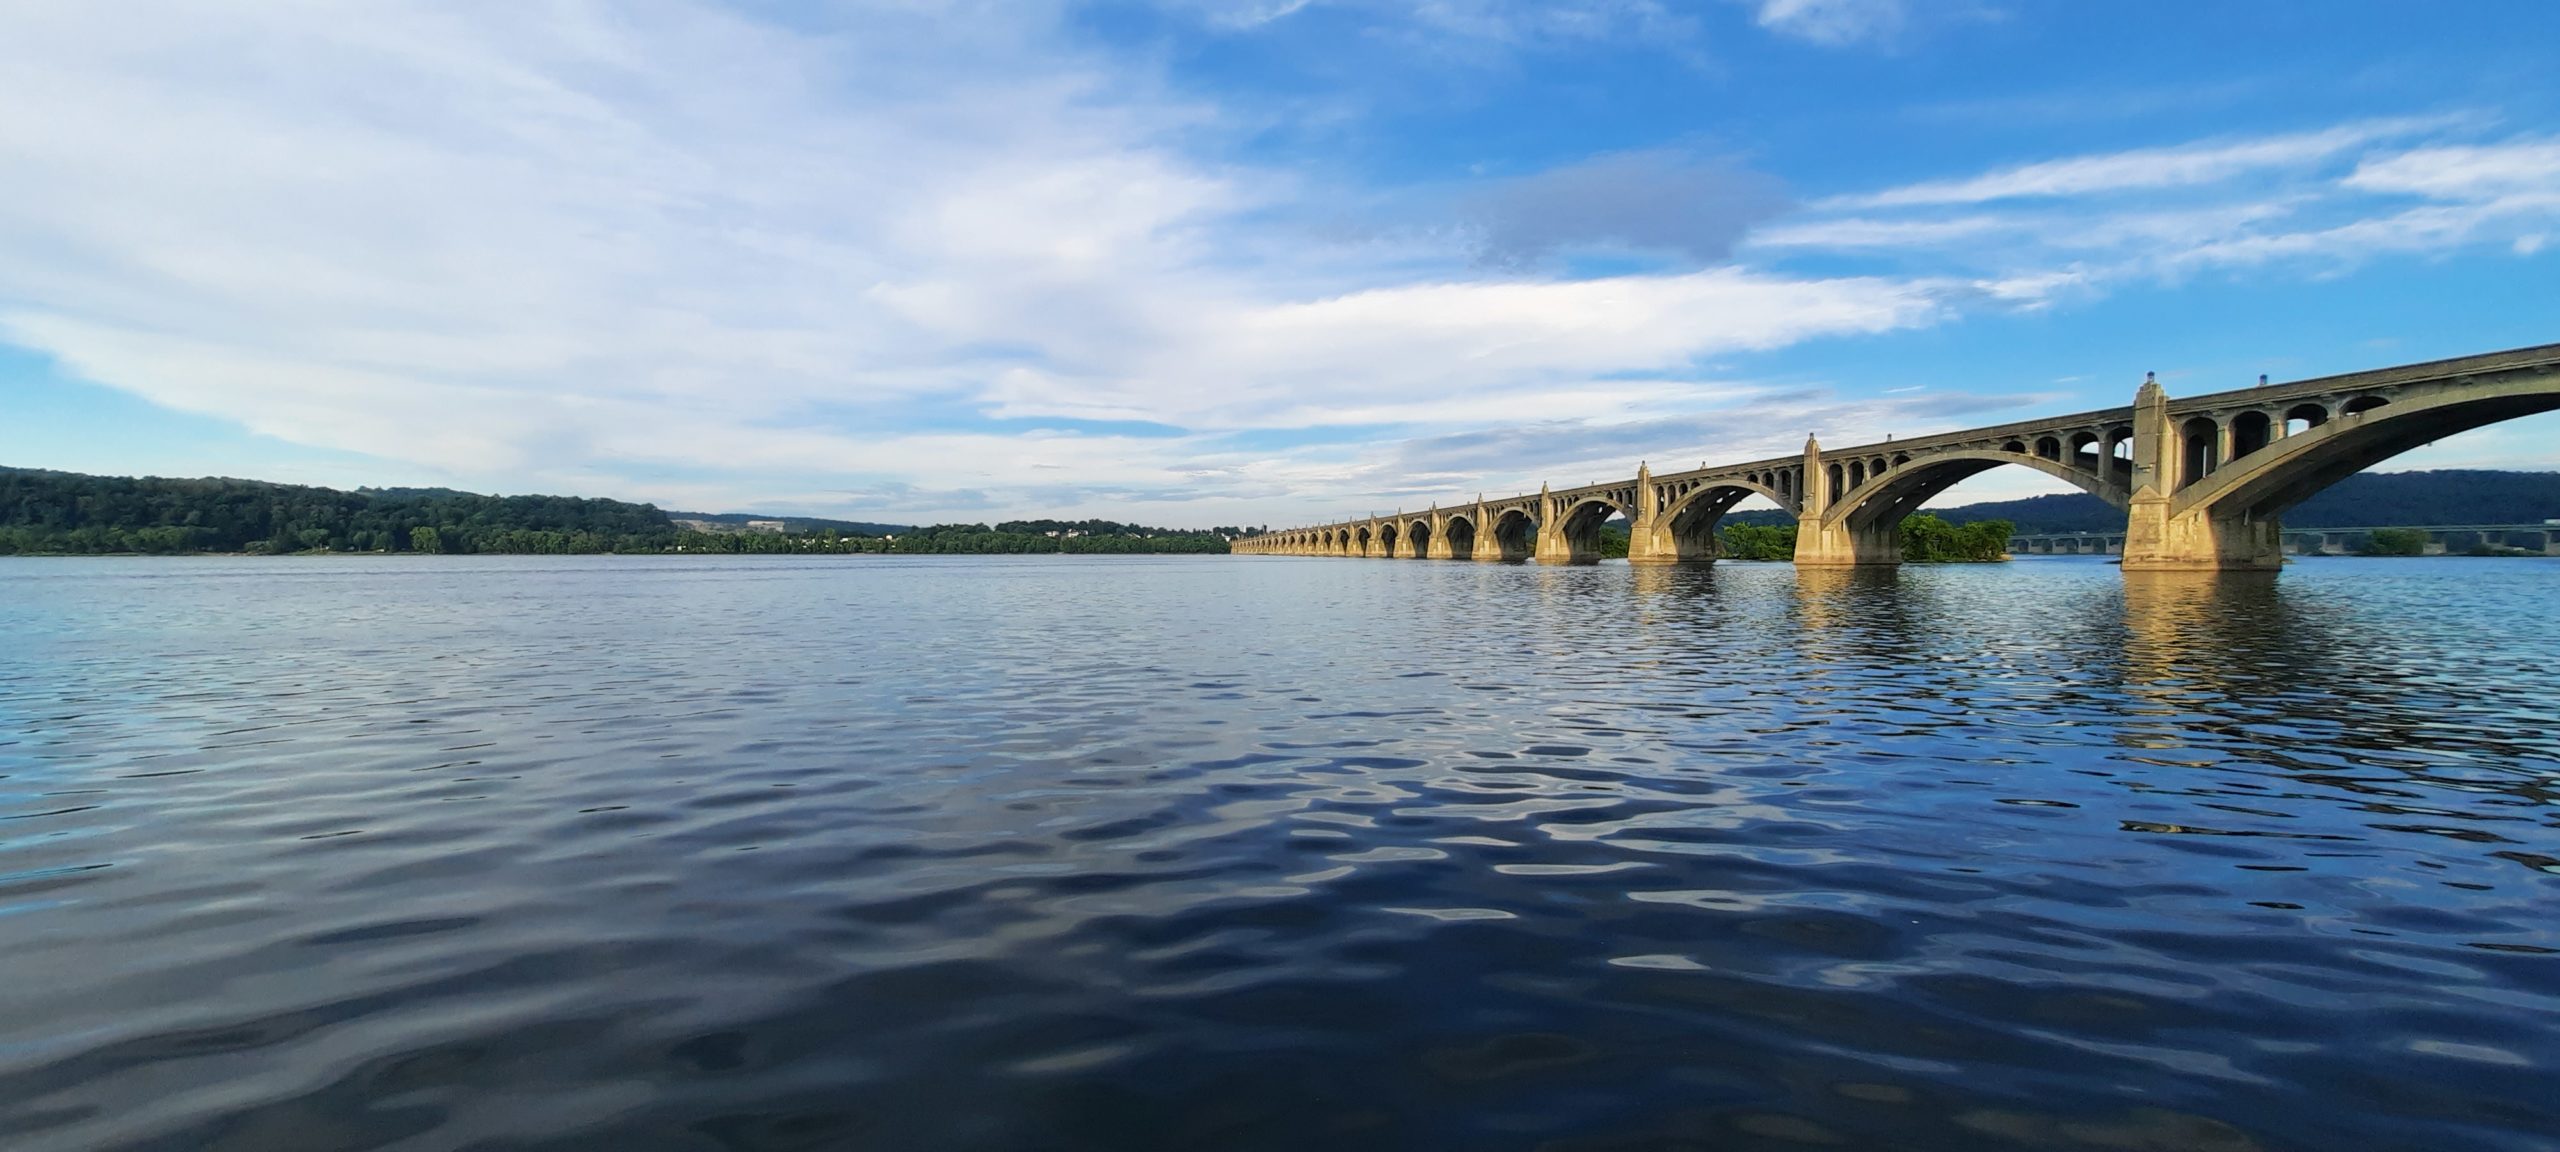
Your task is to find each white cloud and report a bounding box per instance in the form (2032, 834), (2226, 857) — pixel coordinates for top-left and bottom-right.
(2345, 138), (2560, 199)
(0, 1), (1996, 522)
(1823, 118), (2453, 209)
(1752, 0), (1905, 46)
(3, 5), (2546, 526)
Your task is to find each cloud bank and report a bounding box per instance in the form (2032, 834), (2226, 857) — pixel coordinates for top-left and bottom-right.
(1, 4), (2553, 523)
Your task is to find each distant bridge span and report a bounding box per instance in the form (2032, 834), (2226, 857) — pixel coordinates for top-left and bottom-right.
(1233, 343), (2560, 571)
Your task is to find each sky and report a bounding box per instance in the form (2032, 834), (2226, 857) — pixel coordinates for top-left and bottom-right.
(4, 1), (2558, 526)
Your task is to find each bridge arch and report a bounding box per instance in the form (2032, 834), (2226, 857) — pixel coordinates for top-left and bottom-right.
(1406, 518), (1433, 559)
(1443, 513), (1477, 559)
(1644, 479), (1792, 562)
(1488, 507), (1537, 561)
(1547, 494), (1628, 564)
(1376, 521), (1400, 557)
(1832, 449), (2130, 536)
(2177, 378), (2560, 524)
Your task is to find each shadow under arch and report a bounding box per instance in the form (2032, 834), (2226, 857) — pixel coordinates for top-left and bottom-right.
(1805, 450), (2129, 566)
(1488, 507), (1537, 562)
(2178, 385), (2560, 522)
(1442, 514), (1477, 559)
(1646, 479), (1794, 563)
(1550, 495), (1628, 564)
(1405, 518), (1433, 559)
(1833, 450), (2130, 533)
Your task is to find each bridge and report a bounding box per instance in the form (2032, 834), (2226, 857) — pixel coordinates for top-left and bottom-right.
(1233, 342), (2560, 571)
(2010, 523), (2560, 557)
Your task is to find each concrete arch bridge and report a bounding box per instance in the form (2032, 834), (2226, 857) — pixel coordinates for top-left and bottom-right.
(1233, 343), (2560, 571)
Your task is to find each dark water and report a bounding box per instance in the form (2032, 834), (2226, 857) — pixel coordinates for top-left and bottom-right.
(3, 555), (2557, 1152)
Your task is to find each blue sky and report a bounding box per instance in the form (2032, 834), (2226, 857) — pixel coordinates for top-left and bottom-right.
(4, 1), (2558, 524)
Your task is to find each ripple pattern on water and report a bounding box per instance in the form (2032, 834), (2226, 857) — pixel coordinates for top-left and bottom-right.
(1, 554), (2555, 1151)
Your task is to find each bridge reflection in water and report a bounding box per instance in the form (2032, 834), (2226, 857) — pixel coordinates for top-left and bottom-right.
(1237, 343), (2560, 572)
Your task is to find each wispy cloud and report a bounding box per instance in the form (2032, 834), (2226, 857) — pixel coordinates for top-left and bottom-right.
(1750, 0), (1906, 47)
(1820, 117), (2459, 209)
(2346, 138), (2560, 199)
(1757, 120), (2560, 286)
(0, 1), (2022, 523)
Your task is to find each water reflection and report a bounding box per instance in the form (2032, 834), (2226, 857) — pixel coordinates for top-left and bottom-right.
(0, 554), (2553, 1152)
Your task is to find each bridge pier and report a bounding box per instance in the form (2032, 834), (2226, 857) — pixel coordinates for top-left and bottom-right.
(1626, 461), (1717, 564)
(1794, 519), (1903, 567)
(2118, 376), (2284, 571)
(1789, 433), (1901, 567)
(1425, 507), (1460, 560)
(1529, 485), (1589, 565)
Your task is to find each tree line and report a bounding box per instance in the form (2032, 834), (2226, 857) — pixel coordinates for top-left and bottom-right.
(1718, 515), (2013, 562)
(0, 468), (1231, 556)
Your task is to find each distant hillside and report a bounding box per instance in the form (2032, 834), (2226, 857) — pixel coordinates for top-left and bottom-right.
(0, 466), (1235, 556)
(665, 511), (913, 537)
(2, 466), (674, 554)
(1932, 469), (2560, 533)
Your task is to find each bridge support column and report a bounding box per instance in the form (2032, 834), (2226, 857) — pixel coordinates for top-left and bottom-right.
(1625, 461), (1712, 564)
(1425, 508), (1458, 560)
(1469, 500), (1505, 561)
(1790, 433), (1898, 566)
(2118, 376), (2284, 571)
(1794, 517), (1901, 566)
(1532, 485), (1583, 565)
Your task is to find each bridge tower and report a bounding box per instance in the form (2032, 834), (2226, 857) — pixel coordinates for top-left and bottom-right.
(2121, 374), (2284, 571)
(1533, 483), (1571, 565)
(1625, 461), (1679, 564)
(1793, 434), (1889, 566)
(1470, 496), (1502, 561)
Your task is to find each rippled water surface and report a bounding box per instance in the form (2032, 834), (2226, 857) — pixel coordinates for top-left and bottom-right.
(4, 554), (2558, 1151)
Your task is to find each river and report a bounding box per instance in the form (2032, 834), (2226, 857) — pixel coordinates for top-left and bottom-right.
(2, 554), (2555, 1151)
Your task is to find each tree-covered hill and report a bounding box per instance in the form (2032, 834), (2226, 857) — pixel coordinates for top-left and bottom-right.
(0, 467), (1234, 555)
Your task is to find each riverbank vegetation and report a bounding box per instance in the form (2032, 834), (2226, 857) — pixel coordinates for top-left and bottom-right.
(1716, 515), (2014, 562)
(0, 468), (1232, 556)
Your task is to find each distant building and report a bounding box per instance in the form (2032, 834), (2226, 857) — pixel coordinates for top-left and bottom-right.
(745, 520), (787, 534)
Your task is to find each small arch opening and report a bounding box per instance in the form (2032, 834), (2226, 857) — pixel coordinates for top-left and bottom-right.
(2069, 431), (2101, 472)
(2002, 440), (2027, 455)
(2231, 411), (2272, 459)
(2180, 416), (2220, 490)
(2284, 403), (2329, 436)
(2343, 395), (2390, 416)
(1828, 463), (1845, 502)
(2034, 435), (2062, 461)
(1849, 460), (1868, 487)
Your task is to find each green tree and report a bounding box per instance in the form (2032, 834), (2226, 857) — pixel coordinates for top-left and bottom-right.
(1719, 522), (1798, 561)
(1901, 514), (2012, 562)
(410, 526), (443, 554)
(2360, 527), (2428, 556)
